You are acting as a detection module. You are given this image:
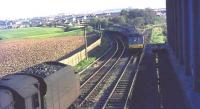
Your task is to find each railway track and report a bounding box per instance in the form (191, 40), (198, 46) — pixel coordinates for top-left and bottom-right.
(70, 35), (123, 108)
(84, 56), (129, 108)
(72, 35), (126, 108)
(80, 38), (119, 88)
(79, 39), (117, 85)
(80, 36), (126, 107)
(101, 56), (137, 109)
(95, 46), (144, 109)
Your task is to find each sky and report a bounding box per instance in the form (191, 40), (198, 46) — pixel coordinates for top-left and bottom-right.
(0, 0), (166, 20)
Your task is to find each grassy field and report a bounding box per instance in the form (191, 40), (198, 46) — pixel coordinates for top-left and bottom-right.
(0, 27), (84, 40)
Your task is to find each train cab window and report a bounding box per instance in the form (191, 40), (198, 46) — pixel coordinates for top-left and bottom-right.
(32, 94), (39, 109)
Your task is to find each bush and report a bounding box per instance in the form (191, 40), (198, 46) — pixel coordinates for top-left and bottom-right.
(86, 26), (93, 33)
(150, 27), (166, 44)
(64, 26), (70, 32)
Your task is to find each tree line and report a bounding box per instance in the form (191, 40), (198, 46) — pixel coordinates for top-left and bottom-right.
(88, 8), (165, 29)
(88, 8), (167, 44)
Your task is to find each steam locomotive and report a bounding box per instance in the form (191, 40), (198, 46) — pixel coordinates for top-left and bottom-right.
(0, 62), (80, 109)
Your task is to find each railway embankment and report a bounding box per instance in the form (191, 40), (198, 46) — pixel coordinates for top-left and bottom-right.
(74, 37), (111, 72)
(59, 35), (111, 72)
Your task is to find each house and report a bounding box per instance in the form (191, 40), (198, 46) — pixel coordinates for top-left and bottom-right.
(154, 8), (166, 16)
(0, 21), (6, 29)
(96, 13), (111, 18)
(86, 15), (96, 21)
(76, 16), (87, 24)
(68, 16), (76, 23)
(30, 18), (44, 27)
(110, 12), (121, 17)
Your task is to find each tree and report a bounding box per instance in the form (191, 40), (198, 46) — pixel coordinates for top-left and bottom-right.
(121, 9), (129, 17)
(100, 18), (109, 28)
(127, 8), (156, 25)
(64, 25), (70, 32)
(110, 16), (126, 25)
(128, 9), (145, 19)
(143, 8), (157, 24)
(86, 26), (93, 33)
(88, 18), (109, 28)
(133, 17), (145, 28)
(162, 24), (167, 36)
(150, 27), (166, 44)
(155, 16), (166, 25)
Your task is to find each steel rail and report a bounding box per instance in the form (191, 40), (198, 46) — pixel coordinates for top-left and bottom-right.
(123, 45), (146, 109)
(101, 55), (135, 109)
(71, 38), (119, 107)
(78, 37), (113, 75)
(80, 39), (118, 88)
(79, 36), (126, 107)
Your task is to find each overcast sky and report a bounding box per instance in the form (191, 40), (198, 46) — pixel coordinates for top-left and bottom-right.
(0, 0), (165, 20)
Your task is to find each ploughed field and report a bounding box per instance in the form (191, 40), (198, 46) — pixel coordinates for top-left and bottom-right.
(0, 37), (84, 77)
(0, 27), (85, 77)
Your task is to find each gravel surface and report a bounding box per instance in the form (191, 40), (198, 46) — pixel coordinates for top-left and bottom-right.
(0, 36), (84, 77)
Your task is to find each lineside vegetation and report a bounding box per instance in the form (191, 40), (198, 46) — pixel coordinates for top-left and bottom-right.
(150, 27), (166, 44)
(74, 37), (110, 72)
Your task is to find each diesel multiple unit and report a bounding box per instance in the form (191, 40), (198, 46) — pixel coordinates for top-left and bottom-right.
(127, 32), (144, 49)
(106, 25), (145, 49)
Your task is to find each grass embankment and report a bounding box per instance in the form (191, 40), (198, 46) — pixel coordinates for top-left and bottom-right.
(75, 57), (96, 72)
(150, 27), (166, 44)
(75, 37), (110, 72)
(0, 27), (83, 40)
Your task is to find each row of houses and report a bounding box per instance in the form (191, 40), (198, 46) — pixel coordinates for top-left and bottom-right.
(0, 12), (120, 29)
(0, 19), (45, 29)
(154, 8), (166, 16)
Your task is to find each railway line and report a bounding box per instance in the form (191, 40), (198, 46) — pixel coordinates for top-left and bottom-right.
(82, 44), (128, 108)
(101, 56), (137, 109)
(79, 39), (117, 85)
(70, 31), (145, 109)
(72, 34), (125, 108)
(94, 48), (144, 109)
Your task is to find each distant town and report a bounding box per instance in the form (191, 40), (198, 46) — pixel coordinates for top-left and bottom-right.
(0, 8), (166, 29)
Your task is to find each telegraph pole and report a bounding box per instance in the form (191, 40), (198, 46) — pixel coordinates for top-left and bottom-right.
(100, 24), (103, 39)
(84, 26), (88, 60)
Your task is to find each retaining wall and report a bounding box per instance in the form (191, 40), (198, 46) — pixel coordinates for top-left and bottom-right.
(59, 38), (101, 66)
